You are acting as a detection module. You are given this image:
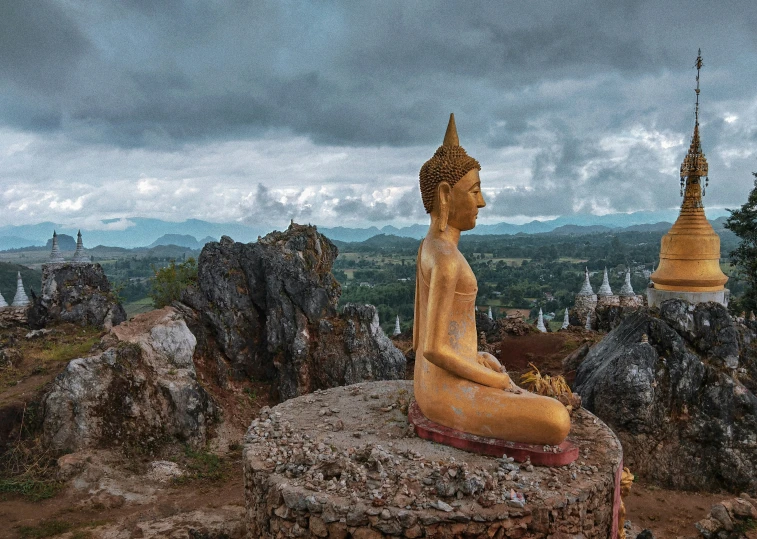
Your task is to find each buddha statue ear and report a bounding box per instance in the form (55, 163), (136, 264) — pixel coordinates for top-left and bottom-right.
(437, 182), (451, 232)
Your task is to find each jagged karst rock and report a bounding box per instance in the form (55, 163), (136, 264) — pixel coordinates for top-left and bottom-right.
(594, 304), (639, 332)
(562, 341), (592, 374)
(181, 223), (405, 401)
(42, 308), (214, 453)
(658, 299), (741, 370)
(475, 311), (536, 343)
(575, 299), (757, 492)
(29, 263), (126, 330)
(695, 494), (757, 538)
(474, 309), (496, 337)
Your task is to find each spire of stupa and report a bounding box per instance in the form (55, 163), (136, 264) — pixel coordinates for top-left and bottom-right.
(577, 267), (594, 296)
(0, 289), (8, 308)
(649, 50), (728, 300)
(561, 308), (569, 330)
(12, 272), (29, 307)
(49, 231), (65, 263)
(536, 308), (547, 333)
(393, 315), (401, 336)
(620, 268), (635, 296)
(72, 230), (88, 264)
(679, 50), (709, 203)
(487, 306), (493, 320)
(597, 268), (613, 296)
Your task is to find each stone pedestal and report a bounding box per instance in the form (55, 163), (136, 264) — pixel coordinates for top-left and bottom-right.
(244, 381), (623, 538)
(573, 295), (597, 327)
(647, 287), (728, 308)
(596, 295), (619, 308)
(0, 306), (29, 328)
(618, 295), (644, 308)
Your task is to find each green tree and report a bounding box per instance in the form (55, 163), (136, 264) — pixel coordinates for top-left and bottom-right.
(725, 172), (757, 314)
(150, 258), (198, 308)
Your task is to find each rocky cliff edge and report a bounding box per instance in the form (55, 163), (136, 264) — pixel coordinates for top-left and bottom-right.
(575, 299), (757, 493)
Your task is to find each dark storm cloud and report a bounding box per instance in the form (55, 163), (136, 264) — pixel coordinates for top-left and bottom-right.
(331, 187), (426, 222)
(241, 184), (312, 225)
(2, 0), (754, 148)
(1, 1), (756, 225)
(0, 1), (88, 90)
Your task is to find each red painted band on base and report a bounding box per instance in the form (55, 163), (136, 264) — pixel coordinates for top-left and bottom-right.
(408, 401), (579, 467)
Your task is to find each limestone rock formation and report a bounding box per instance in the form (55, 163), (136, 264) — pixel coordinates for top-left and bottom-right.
(476, 310), (536, 341)
(695, 494), (757, 538)
(28, 263), (126, 329)
(180, 223), (405, 401)
(575, 299), (757, 492)
(42, 308), (214, 453)
(593, 304), (641, 332)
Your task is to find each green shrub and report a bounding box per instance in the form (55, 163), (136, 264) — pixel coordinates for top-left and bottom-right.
(149, 258), (198, 308)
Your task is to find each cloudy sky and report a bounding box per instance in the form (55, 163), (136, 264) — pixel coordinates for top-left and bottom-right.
(1, 1), (755, 231)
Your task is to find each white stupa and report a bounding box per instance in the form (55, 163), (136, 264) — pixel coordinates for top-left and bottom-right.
(488, 306), (493, 320)
(561, 308), (569, 330)
(72, 230), (88, 264)
(393, 315), (401, 336)
(12, 272), (29, 307)
(49, 231), (65, 263)
(536, 308), (547, 332)
(578, 267), (595, 296)
(597, 267), (613, 296)
(584, 311), (592, 330)
(0, 290), (8, 309)
(619, 269), (635, 296)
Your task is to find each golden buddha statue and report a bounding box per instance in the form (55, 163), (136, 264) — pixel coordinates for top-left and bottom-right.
(412, 114), (570, 446)
(649, 51), (728, 306)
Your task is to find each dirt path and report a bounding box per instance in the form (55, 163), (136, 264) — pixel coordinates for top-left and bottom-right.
(1, 330), (751, 538)
(0, 453), (245, 539)
(624, 480), (734, 538)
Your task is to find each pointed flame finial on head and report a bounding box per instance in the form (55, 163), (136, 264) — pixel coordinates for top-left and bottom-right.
(442, 113), (459, 147)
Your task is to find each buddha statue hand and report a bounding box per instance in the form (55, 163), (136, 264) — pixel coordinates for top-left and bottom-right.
(504, 381), (524, 395)
(476, 352), (514, 390)
(476, 352), (506, 373)
(476, 352), (524, 393)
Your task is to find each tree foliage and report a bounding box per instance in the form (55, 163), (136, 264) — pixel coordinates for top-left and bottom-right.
(150, 258), (198, 309)
(725, 172), (757, 314)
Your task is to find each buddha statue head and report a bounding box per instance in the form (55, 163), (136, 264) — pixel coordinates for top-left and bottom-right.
(419, 114), (484, 232)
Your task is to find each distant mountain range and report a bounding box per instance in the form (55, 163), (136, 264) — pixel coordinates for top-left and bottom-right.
(0, 210), (731, 251)
(45, 234), (76, 251)
(148, 234), (217, 249)
(0, 218), (267, 251)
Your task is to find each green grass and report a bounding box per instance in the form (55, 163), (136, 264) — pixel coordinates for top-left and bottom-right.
(37, 337), (101, 363)
(173, 446), (225, 484)
(17, 520), (73, 538)
(0, 477), (63, 501)
(124, 297), (155, 318)
(734, 518), (757, 533)
(16, 519), (105, 539)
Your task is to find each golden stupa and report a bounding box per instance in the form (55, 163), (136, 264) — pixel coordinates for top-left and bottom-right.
(649, 50), (728, 306)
